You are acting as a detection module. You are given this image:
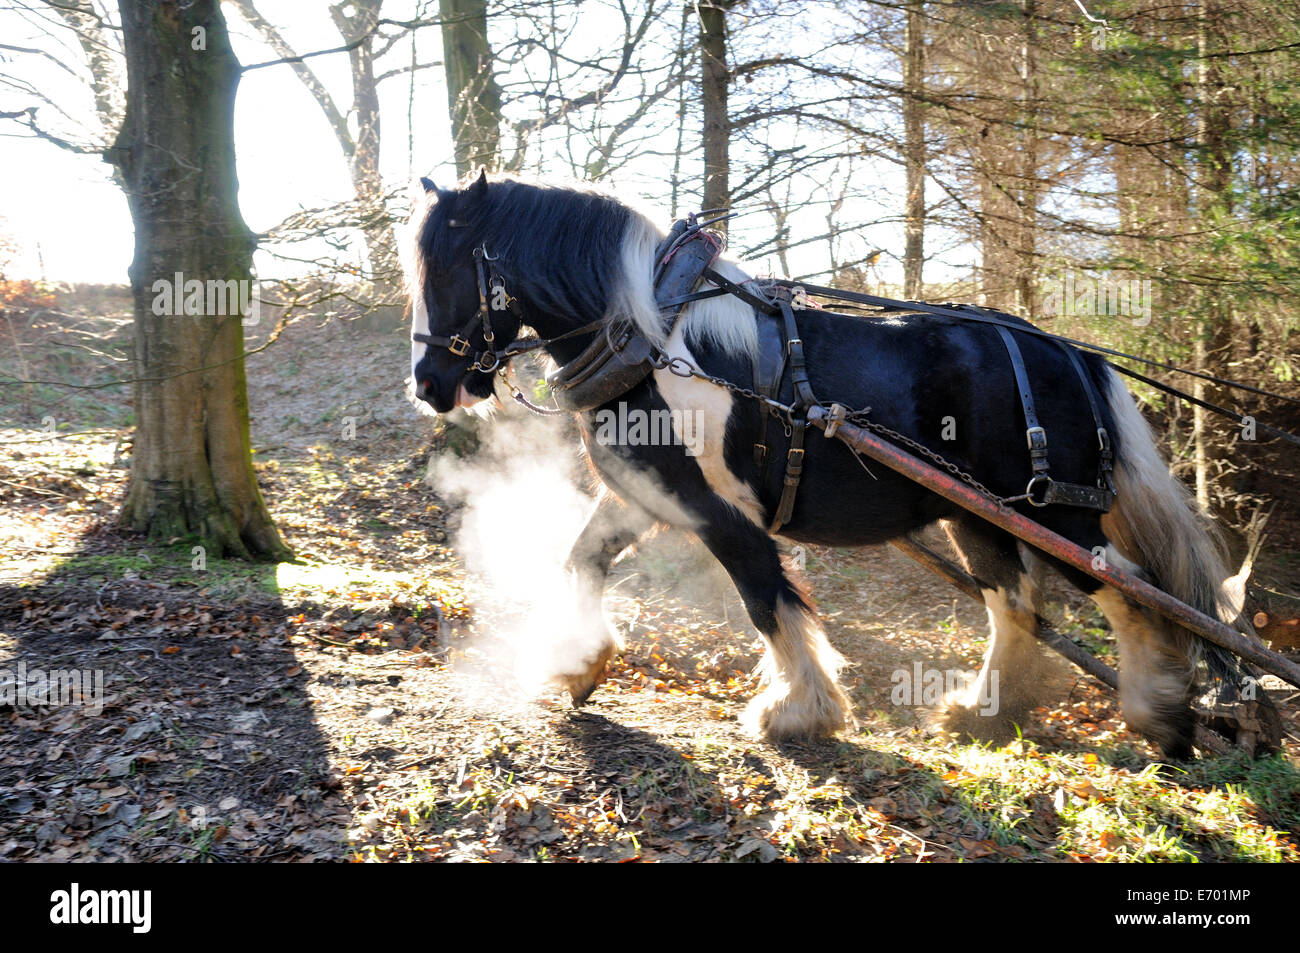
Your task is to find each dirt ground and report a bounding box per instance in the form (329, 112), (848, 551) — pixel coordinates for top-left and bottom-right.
(1, 295), (1298, 862)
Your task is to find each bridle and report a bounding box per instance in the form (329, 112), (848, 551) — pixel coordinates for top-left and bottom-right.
(410, 240), (619, 412)
(411, 243), (517, 374)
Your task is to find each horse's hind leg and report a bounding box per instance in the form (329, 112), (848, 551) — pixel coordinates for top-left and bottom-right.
(1087, 548), (1197, 759)
(699, 511), (853, 741)
(939, 517), (1060, 743)
(553, 490), (654, 706)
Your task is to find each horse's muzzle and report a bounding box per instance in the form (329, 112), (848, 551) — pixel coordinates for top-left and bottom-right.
(413, 376), (455, 413)
(413, 375), (486, 413)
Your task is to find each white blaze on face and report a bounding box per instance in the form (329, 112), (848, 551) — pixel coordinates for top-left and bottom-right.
(402, 188), (436, 385)
(410, 275), (432, 384)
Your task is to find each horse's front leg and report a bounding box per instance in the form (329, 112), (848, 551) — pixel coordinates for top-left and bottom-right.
(699, 511), (855, 741)
(554, 489), (654, 706)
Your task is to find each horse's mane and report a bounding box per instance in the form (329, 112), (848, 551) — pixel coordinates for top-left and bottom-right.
(414, 174), (757, 358)
(416, 176), (655, 332)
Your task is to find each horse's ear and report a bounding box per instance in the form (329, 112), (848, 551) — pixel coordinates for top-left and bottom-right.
(467, 167), (489, 202)
(419, 176), (438, 194)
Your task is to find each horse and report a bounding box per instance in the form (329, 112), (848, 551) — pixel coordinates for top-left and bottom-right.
(407, 170), (1248, 760)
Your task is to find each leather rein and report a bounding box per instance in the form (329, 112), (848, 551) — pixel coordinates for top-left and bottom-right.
(411, 214), (1299, 530)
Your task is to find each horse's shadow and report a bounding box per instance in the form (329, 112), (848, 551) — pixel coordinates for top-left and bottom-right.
(556, 709), (1017, 861)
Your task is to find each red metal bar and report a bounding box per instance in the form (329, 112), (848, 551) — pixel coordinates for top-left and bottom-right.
(887, 536), (1236, 754)
(810, 407), (1300, 689)
(888, 536), (1120, 689)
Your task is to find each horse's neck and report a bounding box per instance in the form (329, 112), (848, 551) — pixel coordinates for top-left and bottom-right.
(517, 283), (611, 368)
(525, 307), (600, 367)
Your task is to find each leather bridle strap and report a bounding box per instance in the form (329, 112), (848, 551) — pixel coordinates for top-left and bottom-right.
(995, 325), (1051, 481)
(995, 324), (1116, 511)
(1059, 341), (1116, 494)
(700, 267), (781, 315)
(411, 245), (498, 362)
(769, 286), (819, 534)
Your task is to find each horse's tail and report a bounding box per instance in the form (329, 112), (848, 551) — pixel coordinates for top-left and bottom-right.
(1098, 366), (1244, 684)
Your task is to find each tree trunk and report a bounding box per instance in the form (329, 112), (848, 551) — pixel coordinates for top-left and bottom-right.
(110, 0), (291, 561)
(1013, 0), (1039, 321)
(50, 3), (124, 152)
(230, 0), (400, 311)
(699, 0), (734, 228)
(977, 148), (1018, 307)
(440, 0), (503, 177)
(1192, 0), (1234, 513)
(902, 0), (926, 299)
(669, 0), (693, 219)
(329, 0), (399, 289)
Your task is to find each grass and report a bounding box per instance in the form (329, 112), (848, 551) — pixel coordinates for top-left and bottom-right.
(27, 545), (462, 615)
(854, 731), (1300, 862)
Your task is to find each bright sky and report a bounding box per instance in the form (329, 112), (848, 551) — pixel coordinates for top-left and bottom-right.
(0, 0), (952, 288)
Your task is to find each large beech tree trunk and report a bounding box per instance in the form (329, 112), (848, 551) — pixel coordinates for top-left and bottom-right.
(440, 0), (503, 176)
(110, 0), (291, 561)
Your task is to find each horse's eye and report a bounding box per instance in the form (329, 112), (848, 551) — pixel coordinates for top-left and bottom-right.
(448, 219), (468, 228)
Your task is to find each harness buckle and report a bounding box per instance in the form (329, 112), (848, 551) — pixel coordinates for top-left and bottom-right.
(448, 335), (471, 357)
(1025, 425), (1047, 452)
(824, 403), (848, 439)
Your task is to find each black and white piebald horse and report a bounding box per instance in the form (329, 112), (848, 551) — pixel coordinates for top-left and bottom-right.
(408, 170), (1245, 759)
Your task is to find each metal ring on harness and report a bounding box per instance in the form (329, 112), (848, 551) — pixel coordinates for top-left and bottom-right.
(1024, 473), (1053, 508)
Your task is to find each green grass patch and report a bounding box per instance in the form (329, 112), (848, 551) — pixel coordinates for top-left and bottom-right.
(859, 732), (1300, 862)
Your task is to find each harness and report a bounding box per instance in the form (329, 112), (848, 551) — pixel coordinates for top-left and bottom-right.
(412, 213), (1299, 533)
(545, 213), (728, 411)
(411, 245), (515, 372)
(662, 243), (1117, 528)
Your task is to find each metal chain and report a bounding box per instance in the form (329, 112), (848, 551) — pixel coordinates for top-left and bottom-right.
(496, 333), (1012, 507)
(650, 351), (1011, 508)
(843, 411), (1009, 508)
(652, 353), (794, 415)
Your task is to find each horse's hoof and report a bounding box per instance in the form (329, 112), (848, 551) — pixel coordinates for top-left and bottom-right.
(558, 644), (614, 708)
(566, 678), (598, 707)
(742, 683), (853, 742)
(934, 701), (1017, 745)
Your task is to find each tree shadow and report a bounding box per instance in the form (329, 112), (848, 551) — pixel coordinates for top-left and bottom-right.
(0, 521), (345, 861)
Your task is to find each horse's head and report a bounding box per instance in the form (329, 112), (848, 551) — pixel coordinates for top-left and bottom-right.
(408, 170), (523, 413)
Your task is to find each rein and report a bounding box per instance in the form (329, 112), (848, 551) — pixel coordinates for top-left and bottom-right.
(411, 222), (1300, 454)
(761, 281), (1300, 449)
